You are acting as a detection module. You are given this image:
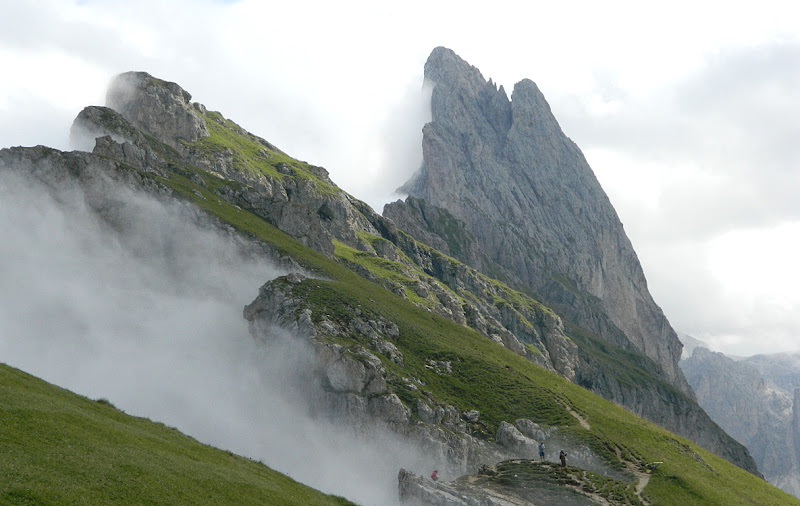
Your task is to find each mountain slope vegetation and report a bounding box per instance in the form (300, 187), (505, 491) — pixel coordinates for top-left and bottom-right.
(0, 363), (354, 505)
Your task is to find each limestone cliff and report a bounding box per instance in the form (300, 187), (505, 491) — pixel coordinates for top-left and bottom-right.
(392, 47), (688, 396)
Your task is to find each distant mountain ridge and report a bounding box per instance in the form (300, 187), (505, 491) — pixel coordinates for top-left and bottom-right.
(682, 344), (800, 497)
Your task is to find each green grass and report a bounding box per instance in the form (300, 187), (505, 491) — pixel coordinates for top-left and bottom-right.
(190, 110), (338, 196)
(334, 239), (446, 306)
(0, 364), (355, 506)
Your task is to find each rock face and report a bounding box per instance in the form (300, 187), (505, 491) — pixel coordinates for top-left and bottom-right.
(682, 348), (800, 497)
(242, 274), (546, 477)
(391, 47), (688, 396)
(398, 459), (644, 506)
(105, 71), (209, 150)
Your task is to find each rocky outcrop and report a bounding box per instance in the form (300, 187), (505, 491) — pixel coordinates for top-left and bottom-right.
(243, 274), (511, 473)
(393, 47), (688, 397)
(398, 459), (644, 505)
(71, 105), (169, 175)
(96, 72), (381, 257)
(105, 71), (209, 150)
(682, 348), (800, 497)
(0, 145), (169, 207)
(242, 274), (609, 480)
(398, 467), (533, 506)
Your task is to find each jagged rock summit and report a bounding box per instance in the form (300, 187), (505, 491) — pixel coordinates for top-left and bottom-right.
(392, 46), (688, 396)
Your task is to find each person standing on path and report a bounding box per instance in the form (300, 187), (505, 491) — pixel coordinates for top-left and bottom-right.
(559, 450), (567, 468)
(538, 442), (545, 462)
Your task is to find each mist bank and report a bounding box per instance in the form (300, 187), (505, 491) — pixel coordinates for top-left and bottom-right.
(0, 167), (430, 505)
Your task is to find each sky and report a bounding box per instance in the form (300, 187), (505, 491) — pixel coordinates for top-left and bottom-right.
(1, 0), (798, 357)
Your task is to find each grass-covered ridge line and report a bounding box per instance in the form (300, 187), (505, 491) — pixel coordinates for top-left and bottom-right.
(291, 276), (575, 436)
(190, 110), (339, 196)
(334, 237), (460, 307)
(335, 227), (561, 345)
(0, 364), (355, 506)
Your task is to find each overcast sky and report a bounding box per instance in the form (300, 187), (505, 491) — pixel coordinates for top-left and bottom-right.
(1, 0), (798, 356)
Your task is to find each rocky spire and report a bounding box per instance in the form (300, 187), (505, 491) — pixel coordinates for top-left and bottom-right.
(395, 46), (691, 396)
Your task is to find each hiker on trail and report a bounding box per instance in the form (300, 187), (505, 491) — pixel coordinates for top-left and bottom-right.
(430, 470), (439, 481)
(538, 442), (545, 461)
(559, 450), (567, 468)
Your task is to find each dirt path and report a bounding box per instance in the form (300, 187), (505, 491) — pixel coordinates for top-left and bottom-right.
(559, 400), (591, 430)
(635, 471), (650, 495)
(613, 446), (651, 504)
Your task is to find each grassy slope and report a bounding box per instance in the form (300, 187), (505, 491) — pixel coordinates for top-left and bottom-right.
(0, 364), (355, 506)
(292, 278), (797, 506)
(149, 160), (797, 504)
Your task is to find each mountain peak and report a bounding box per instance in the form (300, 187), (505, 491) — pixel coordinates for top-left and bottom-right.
(394, 47), (700, 430)
(424, 46), (484, 86)
(105, 71), (208, 150)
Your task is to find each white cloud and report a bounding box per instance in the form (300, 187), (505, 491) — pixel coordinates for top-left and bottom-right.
(0, 167), (441, 505)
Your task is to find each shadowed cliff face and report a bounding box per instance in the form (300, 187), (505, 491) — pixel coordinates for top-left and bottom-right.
(396, 47), (688, 396)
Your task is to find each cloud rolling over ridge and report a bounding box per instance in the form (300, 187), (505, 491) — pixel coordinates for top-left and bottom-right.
(0, 167), (428, 505)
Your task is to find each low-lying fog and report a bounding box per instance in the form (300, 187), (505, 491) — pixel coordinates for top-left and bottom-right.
(0, 167), (427, 505)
